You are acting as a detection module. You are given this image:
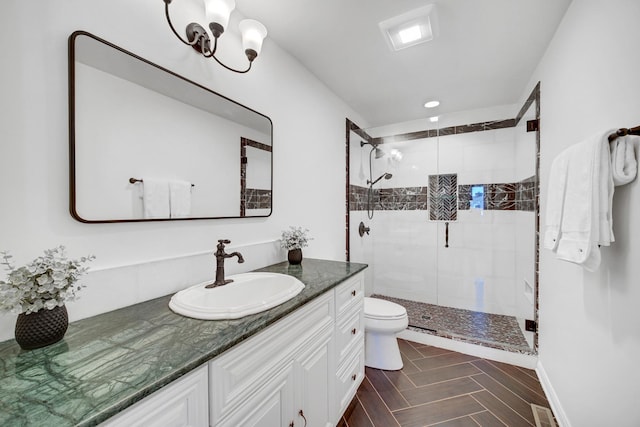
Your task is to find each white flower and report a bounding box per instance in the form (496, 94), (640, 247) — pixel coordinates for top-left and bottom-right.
(0, 246), (94, 315)
(280, 226), (313, 250)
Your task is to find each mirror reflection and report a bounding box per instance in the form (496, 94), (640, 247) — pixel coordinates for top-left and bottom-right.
(69, 31), (272, 222)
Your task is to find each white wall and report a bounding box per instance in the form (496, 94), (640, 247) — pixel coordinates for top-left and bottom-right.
(528, 0), (640, 425)
(0, 0), (367, 341)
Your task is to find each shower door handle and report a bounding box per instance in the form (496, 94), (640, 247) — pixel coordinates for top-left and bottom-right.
(444, 222), (449, 248)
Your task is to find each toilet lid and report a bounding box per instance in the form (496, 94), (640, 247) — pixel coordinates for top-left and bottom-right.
(364, 297), (407, 320)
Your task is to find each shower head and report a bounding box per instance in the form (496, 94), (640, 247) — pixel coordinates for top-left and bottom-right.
(360, 140), (385, 159)
(368, 172), (393, 186)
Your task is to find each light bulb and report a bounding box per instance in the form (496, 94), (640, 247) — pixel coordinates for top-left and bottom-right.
(205, 0), (236, 33)
(239, 19), (268, 61)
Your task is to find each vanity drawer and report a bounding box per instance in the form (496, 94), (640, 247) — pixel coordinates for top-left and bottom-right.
(335, 274), (364, 317)
(336, 345), (365, 418)
(336, 305), (364, 364)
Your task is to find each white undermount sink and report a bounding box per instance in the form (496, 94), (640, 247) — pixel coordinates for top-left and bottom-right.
(168, 272), (305, 320)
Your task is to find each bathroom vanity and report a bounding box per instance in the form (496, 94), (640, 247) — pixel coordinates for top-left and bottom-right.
(0, 259), (366, 426)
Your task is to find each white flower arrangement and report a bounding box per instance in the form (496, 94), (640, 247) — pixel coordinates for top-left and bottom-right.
(0, 246), (95, 315)
(280, 226), (313, 251)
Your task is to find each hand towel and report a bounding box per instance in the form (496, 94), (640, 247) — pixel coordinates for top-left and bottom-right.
(544, 130), (614, 272)
(143, 178), (170, 219)
(169, 180), (192, 218)
(610, 135), (638, 186)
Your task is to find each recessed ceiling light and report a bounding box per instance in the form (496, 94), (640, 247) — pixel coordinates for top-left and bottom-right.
(429, 116), (439, 122)
(424, 100), (440, 108)
(398, 25), (422, 44)
(379, 5), (438, 51)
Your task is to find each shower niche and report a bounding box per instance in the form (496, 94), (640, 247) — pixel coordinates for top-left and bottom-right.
(347, 84), (540, 354)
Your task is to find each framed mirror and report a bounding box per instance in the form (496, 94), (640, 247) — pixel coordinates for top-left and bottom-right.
(69, 31), (272, 223)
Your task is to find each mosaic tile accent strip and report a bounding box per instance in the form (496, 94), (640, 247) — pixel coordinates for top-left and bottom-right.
(429, 174), (458, 221)
(372, 294), (532, 354)
(458, 176), (536, 212)
(371, 119), (517, 145)
(245, 188), (271, 209)
(240, 137), (271, 216)
(349, 185), (428, 211)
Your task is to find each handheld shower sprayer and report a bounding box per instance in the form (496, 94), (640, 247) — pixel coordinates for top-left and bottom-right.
(368, 173), (393, 186)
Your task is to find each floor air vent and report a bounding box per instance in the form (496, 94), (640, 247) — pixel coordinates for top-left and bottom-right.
(531, 404), (556, 427)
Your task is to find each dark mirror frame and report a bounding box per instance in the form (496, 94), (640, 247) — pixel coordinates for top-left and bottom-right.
(68, 31), (273, 223)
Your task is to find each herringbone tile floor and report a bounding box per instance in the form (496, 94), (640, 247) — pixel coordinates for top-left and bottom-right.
(338, 339), (554, 427)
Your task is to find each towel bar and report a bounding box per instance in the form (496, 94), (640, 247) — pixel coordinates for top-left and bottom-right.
(129, 178), (194, 187)
(608, 125), (640, 142)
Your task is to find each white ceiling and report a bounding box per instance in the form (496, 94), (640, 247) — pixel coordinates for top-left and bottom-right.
(236, 0), (572, 128)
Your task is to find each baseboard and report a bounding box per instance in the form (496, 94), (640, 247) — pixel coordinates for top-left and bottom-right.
(398, 329), (538, 369)
(536, 360), (570, 427)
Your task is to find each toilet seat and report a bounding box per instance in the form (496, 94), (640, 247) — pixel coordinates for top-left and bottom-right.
(364, 297), (407, 320)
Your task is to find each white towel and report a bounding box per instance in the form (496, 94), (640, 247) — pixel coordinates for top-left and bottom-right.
(610, 135), (638, 186)
(544, 130), (614, 271)
(143, 178), (170, 219)
(169, 180), (192, 218)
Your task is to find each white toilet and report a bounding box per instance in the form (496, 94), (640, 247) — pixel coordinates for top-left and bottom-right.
(363, 297), (409, 370)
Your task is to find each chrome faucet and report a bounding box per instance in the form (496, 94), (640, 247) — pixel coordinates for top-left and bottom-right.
(206, 239), (245, 288)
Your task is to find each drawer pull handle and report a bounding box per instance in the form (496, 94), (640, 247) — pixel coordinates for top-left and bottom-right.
(351, 328), (357, 335)
(289, 422), (294, 427)
(352, 373), (357, 381)
(351, 290), (356, 296)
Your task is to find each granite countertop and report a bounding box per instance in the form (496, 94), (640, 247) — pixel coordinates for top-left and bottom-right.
(0, 258), (367, 427)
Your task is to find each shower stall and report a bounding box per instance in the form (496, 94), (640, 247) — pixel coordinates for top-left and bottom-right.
(347, 86), (540, 353)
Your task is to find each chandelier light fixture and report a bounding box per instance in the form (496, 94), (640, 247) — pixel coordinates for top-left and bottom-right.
(163, 0), (267, 74)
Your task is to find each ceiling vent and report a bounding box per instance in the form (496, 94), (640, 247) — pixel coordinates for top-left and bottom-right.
(379, 4), (438, 51)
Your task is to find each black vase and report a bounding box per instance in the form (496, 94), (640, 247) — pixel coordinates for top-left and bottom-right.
(288, 248), (303, 265)
(15, 305), (68, 350)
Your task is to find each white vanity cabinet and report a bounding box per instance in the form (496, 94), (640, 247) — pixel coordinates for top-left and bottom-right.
(101, 365), (209, 427)
(209, 272), (364, 427)
(209, 290), (335, 426)
(101, 271), (365, 427)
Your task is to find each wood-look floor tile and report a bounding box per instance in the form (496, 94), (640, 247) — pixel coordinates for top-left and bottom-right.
(345, 397), (374, 427)
(344, 340), (553, 427)
(384, 370), (418, 392)
(399, 339), (425, 360)
(408, 363), (482, 387)
(400, 353), (421, 375)
(430, 416), (484, 427)
(400, 377), (483, 407)
(357, 377), (400, 427)
(413, 352), (480, 372)
(393, 395), (485, 427)
(470, 390), (534, 427)
(487, 360), (546, 398)
(470, 374), (536, 425)
(470, 411), (508, 426)
(415, 345), (453, 358)
(515, 365), (539, 380)
(366, 367), (410, 411)
(472, 360), (548, 407)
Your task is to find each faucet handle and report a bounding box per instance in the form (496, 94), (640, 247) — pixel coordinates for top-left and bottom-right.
(218, 239), (231, 244)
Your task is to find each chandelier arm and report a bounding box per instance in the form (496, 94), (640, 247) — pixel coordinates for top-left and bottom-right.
(210, 53), (253, 74)
(202, 36), (218, 58)
(164, 1), (199, 46)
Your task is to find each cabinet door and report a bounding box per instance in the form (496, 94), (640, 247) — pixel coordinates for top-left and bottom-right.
(217, 366), (294, 427)
(101, 365), (208, 427)
(292, 326), (335, 427)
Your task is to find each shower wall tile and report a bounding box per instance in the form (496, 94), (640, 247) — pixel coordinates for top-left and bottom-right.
(429, 174), (458, 221)
(244, 188), (272, 209)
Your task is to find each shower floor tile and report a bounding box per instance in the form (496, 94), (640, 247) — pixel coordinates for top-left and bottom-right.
(371, 295), (532, 354)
